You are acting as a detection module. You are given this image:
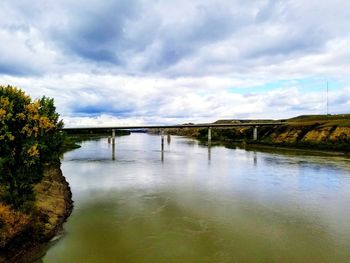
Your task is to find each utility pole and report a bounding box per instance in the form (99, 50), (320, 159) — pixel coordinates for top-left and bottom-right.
(326, 81), (329, 115)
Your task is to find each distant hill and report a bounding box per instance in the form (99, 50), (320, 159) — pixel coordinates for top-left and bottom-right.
(287, 114), (350, 127)
(289, 114), (350, 121)
(167, 114), (350, 152)
(212, 114), (350, 127)
(213, 119), (276, 124)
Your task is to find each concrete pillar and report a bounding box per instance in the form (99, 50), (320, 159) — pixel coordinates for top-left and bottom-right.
(167, 134), (171, 144)
(208, 127), (212, 145)
(161, 129), (165, 162)
(253, 151), (257, 166)
(253, 126), (258, 141)
(112, 129), (116, 148)
(112, 129), (116, 160)
(161, 149), (164, 162)
(112, 143), (115, 160)
(208, 144), (211, 161)
(161, 129), (165, 152)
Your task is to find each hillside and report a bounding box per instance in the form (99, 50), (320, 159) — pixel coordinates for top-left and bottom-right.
(163, 114), (350, 152)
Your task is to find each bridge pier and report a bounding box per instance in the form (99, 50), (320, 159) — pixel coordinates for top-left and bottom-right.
(112, 142), (116, 160)
(208, 127), (212, 145)
(112, 129), (116, 144)
(253, 151), (257, 166)
(161, 129), (165, 152)
(161, 129), (165, 162)
(167, 134), (171, 144)
(112, 129), (116, 160)
(253, 126), (258, 141)
(208, 145), (211, 161)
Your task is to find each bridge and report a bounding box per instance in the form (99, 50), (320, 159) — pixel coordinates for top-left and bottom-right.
(62, 122), (284, 141)
(62, 122), (283, 131)
(62, 122), (284, 159)
(63, 122), (284, 142)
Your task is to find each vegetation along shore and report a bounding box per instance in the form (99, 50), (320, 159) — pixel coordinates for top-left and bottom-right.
(0, 85), (131, 262)
(161, 114), (350, 153)
(0, 86), (72, 262)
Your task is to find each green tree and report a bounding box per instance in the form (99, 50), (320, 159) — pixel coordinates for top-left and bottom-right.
(0, 85), (64, 209)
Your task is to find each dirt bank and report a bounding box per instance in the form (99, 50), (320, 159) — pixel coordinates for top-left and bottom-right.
(158, 115), (350, 152)
(0, 163), (73, 262)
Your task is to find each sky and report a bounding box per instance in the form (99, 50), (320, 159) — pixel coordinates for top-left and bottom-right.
(1, 0), (350, 127)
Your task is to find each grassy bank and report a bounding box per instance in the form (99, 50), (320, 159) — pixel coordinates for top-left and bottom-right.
(163, 114), (350, 153)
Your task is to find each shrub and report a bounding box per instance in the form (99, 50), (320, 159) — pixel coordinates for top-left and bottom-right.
(0, 85), (64, 209)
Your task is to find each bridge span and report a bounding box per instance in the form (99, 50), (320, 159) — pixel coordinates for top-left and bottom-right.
(62, 122), (284, 161)
(62, 122), (283, 131)
(62, 122), (284, 143)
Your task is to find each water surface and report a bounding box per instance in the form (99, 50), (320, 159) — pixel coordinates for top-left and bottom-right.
(39, 134), (350, 262)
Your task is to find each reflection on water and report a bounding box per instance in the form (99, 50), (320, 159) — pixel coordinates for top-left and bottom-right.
(38, 134), (350, 263)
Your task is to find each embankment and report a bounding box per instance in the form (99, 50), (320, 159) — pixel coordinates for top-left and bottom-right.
(161, 115), (350, 152)
(0, 163), (73, 262)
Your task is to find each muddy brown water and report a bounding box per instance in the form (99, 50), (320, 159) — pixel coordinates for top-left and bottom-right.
(37, 133), (350, 263)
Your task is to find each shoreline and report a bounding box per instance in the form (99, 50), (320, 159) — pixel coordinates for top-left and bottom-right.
(229, 141), (350, 157)
(0, 163), (73, 263)
(195, 137), (350, 157)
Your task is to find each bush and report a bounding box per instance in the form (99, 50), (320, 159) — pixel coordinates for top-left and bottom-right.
(0, 85), (64, 209)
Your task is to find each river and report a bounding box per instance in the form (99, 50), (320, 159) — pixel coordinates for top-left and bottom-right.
(37, 133), (350, 263)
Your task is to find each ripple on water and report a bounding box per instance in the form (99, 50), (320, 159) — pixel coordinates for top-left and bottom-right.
(39, 134), (350, 263)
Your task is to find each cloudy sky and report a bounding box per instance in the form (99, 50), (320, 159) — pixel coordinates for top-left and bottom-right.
(1, 0), (350, 127)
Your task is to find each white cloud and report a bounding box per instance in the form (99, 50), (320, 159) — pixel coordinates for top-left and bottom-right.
(1, 0), (350, 126)
(2, 73), (349, 127)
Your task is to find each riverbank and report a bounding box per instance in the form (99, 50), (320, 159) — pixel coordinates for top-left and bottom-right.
(0, 131), (131, 262)
(161, 114), (350, 153)
(221, 140), (350, 158)
(0, 163), (73, 263)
